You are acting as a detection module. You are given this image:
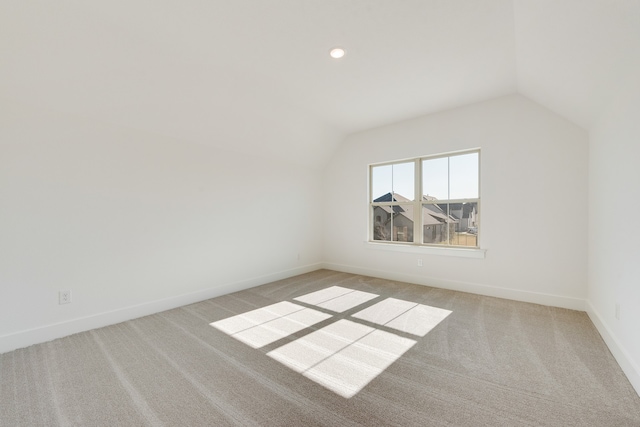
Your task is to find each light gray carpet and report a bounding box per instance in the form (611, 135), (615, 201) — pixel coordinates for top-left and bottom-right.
(2, 270), (640, 426)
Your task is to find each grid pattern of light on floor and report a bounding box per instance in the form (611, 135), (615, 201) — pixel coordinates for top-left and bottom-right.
(210, 286), (452, 398)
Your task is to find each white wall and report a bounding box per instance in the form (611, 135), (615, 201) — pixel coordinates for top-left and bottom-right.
(323, 94), (588, 309)
(0, 100), (323, 353)
(587, 80), (640, 393)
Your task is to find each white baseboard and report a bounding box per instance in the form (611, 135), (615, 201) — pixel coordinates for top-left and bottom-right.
(0, 263), (323, 355)
(321, 262), (586, 311)
(321, 263), (639, 396)
(5, 262), (637, 398)
(586, 301), (640, 397)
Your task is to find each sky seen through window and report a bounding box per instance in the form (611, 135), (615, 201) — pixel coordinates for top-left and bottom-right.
(371, 152), (478, 201)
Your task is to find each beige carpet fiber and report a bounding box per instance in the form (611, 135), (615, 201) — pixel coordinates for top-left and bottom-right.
(2, 269), (640, 426)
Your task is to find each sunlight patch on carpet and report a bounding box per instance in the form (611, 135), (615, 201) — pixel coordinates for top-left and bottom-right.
(353, 298), (452, 337)
(267, 319), (416, 398)
(210, 287), (451, 398)
(210, 302), (331, 348)
(294, 286), (379, 312)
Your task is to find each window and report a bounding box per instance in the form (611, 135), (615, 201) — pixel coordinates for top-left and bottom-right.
(369, 149), (480, 248)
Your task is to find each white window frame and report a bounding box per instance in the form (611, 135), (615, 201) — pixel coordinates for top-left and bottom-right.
(368, 149), (481, 250)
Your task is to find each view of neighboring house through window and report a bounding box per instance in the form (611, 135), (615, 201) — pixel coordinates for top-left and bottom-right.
(370, 150), (479, 248)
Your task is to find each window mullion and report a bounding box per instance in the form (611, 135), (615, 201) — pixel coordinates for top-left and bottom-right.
(414, 158), (421, 244)
(447, 156), (450, 245)
(390, 205), (394, 242)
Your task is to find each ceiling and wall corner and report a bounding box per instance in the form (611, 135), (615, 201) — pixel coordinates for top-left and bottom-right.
(513, 0), (640, 131)
(1, 0), (639, 395)
(512, 0), (640, 394)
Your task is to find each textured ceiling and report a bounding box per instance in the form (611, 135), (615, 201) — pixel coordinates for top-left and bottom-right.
(1, 1), (638, 167)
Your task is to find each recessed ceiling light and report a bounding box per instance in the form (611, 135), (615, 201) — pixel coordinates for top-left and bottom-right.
(329, 47), (346, 59)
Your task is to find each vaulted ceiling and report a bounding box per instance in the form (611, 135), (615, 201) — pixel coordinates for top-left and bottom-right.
(1, 1), (638, 167)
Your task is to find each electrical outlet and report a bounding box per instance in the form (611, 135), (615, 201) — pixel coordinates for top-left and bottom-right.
(59, 290), (72, 305)
(417, 258), (423, 267)
(615, 303), (620, 320)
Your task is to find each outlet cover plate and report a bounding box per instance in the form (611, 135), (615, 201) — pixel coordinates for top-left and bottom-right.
(59, 290), (72, 305)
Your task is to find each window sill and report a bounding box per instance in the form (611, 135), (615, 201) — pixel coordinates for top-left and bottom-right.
(364, 241), (486, 259)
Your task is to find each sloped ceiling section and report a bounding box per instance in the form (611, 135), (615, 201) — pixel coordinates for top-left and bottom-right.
(2, 1), (637, 166)
(514, 0), (640, 130)
(0, 0), (517, 168)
